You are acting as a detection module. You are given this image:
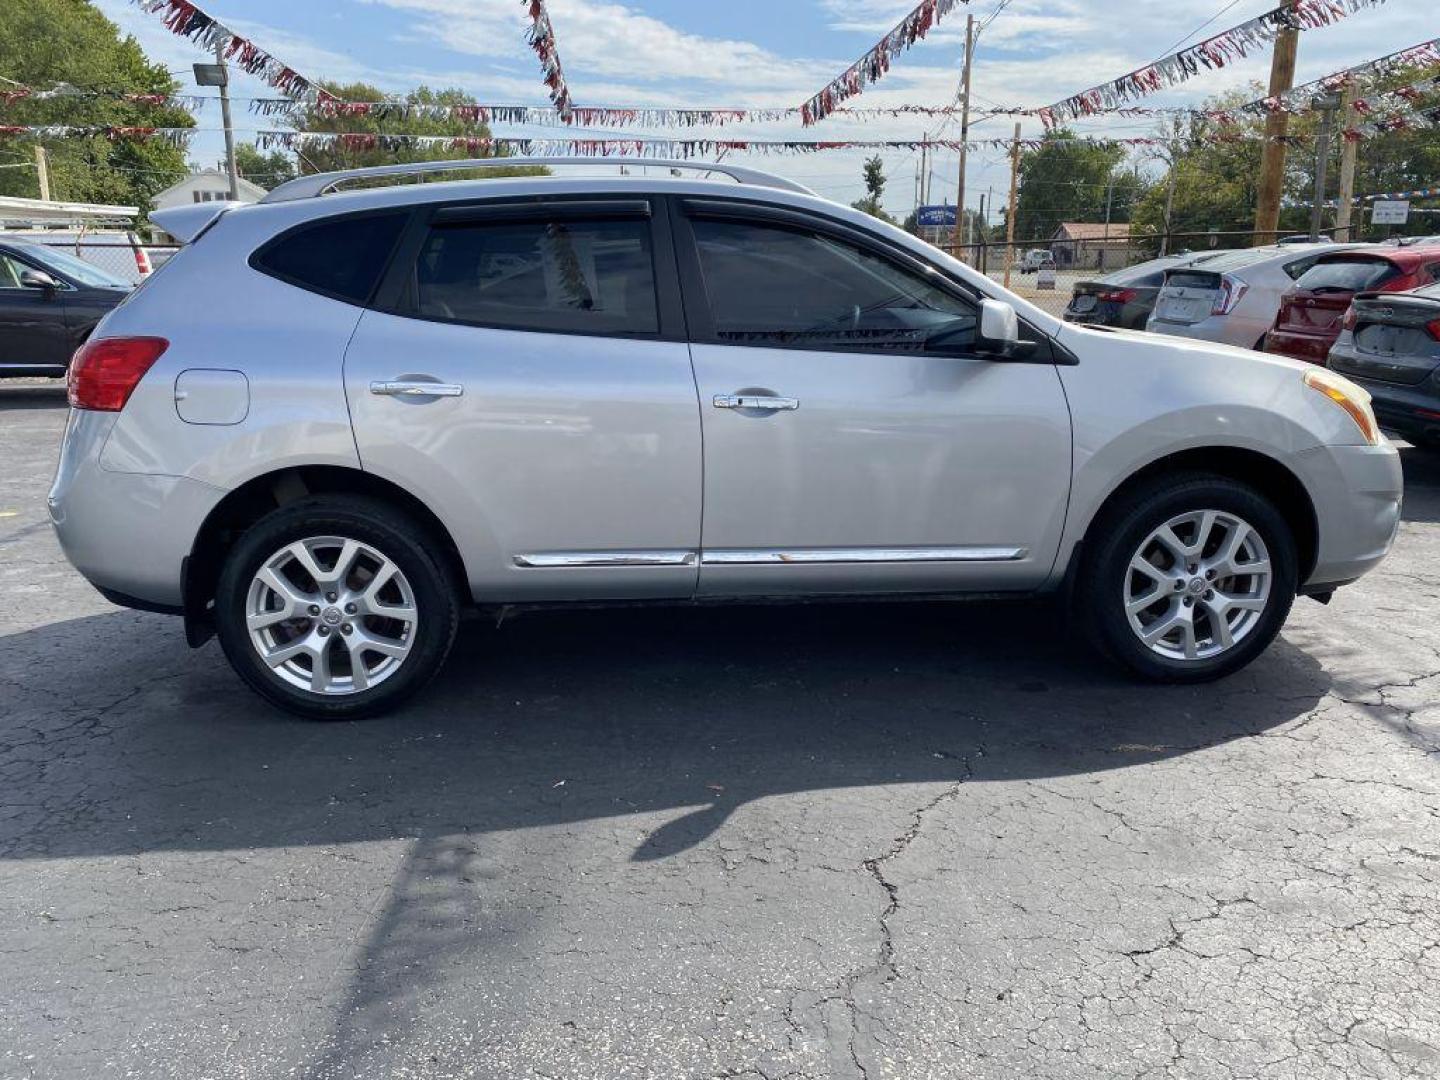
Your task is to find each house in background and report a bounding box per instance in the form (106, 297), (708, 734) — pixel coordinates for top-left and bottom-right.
(1049, 222), (1142, 271)
(151, 170), (266, 212)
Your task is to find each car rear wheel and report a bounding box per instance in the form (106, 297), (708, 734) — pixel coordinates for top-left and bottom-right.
(215, 496), (460, 719)
(1078, 474), (1297, 682)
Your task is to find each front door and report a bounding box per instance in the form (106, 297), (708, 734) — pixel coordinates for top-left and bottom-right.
(673, 202), (1073, 596)
(344, 197), (702, 602)
(0, 251), (71, 370)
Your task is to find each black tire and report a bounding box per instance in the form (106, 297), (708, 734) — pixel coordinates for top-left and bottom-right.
(1077, 472), (1298, 683)
(214, 495), (460, 719)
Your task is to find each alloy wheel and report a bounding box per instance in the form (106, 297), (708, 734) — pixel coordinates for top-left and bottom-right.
(244, 535), (418, 695)
(1123, 509), (1272, 662)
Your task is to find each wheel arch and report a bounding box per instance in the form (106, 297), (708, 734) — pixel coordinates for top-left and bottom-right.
(1065, 446), (1319, 590)
(183, 465), (470, 645)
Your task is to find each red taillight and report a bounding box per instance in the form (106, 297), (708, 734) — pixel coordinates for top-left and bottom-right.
(1341, 306), (1359, 332)
(1099, 288), (1138, 303)
(68, 337), (169, 412)
(1427, 318), (1440, 342)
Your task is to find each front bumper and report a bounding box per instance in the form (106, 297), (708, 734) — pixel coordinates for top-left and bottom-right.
(1294, 441), (1403, 591)
(48, 410), (224, 610)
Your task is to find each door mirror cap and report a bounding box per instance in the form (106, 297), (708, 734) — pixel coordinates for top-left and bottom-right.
(18, 268), (61, 292)
(976, 298), (1020, 358)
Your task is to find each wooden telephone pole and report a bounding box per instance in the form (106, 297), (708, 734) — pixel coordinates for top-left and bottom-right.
(1253, 8), (1300, 243)
(951, 13), (976, 258)
(1003, 121), (1021, 289)
(1334, 86), (1360, 241)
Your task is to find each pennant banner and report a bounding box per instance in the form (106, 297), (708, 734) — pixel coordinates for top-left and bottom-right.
(1041, 0), (1390, 125)
(247, 97), (965, 126)
(524, 0), (572, 118)
(801, 0), (968, 125)
(1247, 37), (1440, 117)
(0, 124), (189, 146)
(129, 0), (336, 107)
(0, 85), (206, 110)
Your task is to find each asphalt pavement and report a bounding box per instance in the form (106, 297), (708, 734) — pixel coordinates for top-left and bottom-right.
(2, 380), (1439, 1079)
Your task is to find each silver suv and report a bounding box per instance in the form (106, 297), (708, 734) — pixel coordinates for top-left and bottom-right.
(49, 159), (1403, 718)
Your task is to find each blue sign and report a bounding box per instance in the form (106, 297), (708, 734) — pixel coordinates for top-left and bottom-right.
(916, 205), (957, 228)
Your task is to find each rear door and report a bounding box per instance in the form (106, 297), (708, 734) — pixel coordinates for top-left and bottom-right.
(672, 198), (1072, 597)
(344, 196), (702, 601)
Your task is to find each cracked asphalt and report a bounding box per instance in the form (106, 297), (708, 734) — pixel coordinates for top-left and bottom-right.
(3, 380), (1440, 1079)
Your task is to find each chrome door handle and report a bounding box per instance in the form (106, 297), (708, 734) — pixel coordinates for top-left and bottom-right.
(713, 394), (799, 411)
(370, 380), (464, 397)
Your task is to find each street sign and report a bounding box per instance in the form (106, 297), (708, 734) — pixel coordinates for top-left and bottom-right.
(916, 205), (957, 228)
(1372, 200), (1411, 225)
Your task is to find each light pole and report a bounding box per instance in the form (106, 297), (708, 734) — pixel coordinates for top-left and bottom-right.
(194, 47), (239, 200)
(1309, 92), (1342, 241)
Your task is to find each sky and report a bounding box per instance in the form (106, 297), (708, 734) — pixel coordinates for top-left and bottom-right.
(89, 0), (1437, 219)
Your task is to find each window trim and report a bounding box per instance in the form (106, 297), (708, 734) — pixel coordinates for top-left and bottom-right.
(373, 194), (685, 342)
(249, 206), (413, 307)
(669, 196), (1062, 362)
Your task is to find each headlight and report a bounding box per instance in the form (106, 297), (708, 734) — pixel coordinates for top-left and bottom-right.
(1304, 368), (1380, 445)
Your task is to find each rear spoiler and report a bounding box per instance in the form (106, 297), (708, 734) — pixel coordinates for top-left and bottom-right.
(149, 200), (243, 244)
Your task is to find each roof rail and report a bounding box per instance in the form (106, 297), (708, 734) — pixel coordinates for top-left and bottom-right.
(260, 156), (815, 204)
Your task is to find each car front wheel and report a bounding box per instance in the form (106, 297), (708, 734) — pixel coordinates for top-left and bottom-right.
(1078, 474), (1298, 682)
(214, 495), (460, 719)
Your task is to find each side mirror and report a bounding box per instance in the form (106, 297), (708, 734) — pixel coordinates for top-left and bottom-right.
(18, 268), (61, 292)
(976, 298), (1020, 358)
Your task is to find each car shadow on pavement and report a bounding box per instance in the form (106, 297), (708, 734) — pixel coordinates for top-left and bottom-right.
(1398, 444), (1440, 523)
(0, 598), (1331, 865)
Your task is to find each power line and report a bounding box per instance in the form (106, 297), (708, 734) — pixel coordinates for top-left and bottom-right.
(1151, 0), (1250, 61)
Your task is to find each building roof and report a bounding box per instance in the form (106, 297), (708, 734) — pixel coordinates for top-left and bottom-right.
(1055, 222), (1134, 243)
(152, 169), (267, 202)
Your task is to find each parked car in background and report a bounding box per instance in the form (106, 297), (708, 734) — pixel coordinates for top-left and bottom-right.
(1327, 281), (1440, 451)
(3, 230), (155, 284)
(0, 239), (133, 377)
(47, 157), (1400, 718)
(1146, 243), (1365, 350)
(1265, 246), (1440, 364)
(1063, 251), (1228, 330)
(1018, 249), (1054, 274)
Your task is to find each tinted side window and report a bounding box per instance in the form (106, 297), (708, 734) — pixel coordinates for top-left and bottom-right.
(691, 219), (976, 351)
(412, 218), (658, 335)
(254, 211), (408, 304)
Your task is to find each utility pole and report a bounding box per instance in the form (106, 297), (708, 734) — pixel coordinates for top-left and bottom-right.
(216, 41), (240, 200)
(1003, 122), (1021, 289)
(34, 146), (50, 201)
(1101, 171), (1116, 271)
(952, 13), (976, 259)
(1253, 6), (1299, 243)
(1334, 86), (1359, 241)
(1309, 93), (1341, 241)
(978, 192), (988, 274)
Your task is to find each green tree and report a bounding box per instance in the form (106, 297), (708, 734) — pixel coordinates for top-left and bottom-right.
(231, 142), (296, 189)
(1012, 131), (1148, 243)
(851, 154), (896, 223)
(283, 83), (544, 178)
(0, 0), (192, 211)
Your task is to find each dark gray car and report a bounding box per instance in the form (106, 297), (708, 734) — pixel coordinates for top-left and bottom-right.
(0, 240), (133, 377)
(1063, 252), (1226, 330)
(1328, 282), (1440, 451)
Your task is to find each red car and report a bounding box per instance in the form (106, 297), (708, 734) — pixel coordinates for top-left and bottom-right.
(1265, 245), (1440, 363)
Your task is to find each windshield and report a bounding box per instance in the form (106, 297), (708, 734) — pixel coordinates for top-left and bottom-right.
(1295, 257), (1401, 293)
(22, 245), (132, 289)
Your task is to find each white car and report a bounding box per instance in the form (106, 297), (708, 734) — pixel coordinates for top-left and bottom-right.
(1146, 243), (1370, 350)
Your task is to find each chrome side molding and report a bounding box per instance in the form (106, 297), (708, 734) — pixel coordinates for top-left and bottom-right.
(513, 550), (698, 568)
(514, 547), (1027, 568)
(701, 546), (1028, 565)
